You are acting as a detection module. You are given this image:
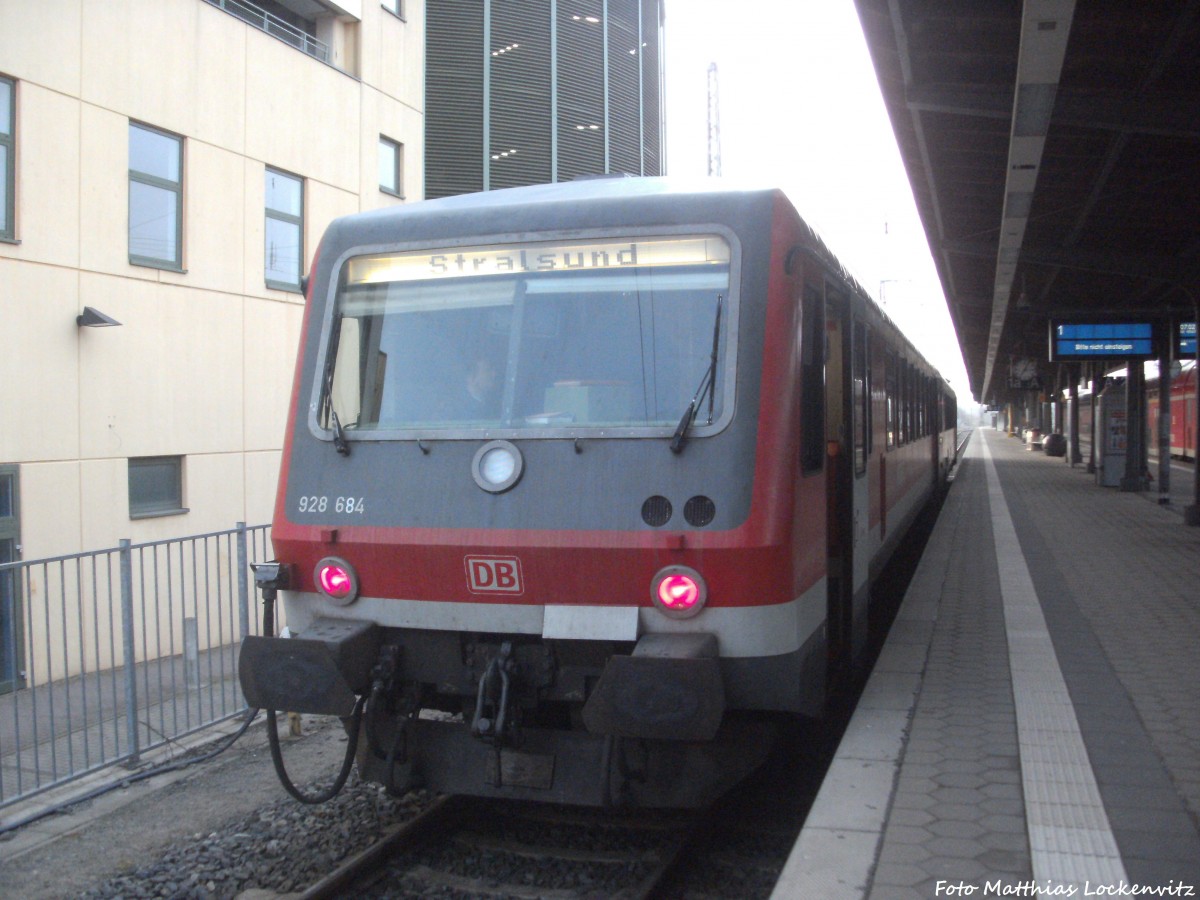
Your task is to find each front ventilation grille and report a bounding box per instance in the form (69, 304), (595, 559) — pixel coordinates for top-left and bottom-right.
(641, 495), (673, 527)
(684, 496), (716, 527)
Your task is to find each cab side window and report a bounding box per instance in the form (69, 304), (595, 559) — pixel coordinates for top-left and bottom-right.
(800, 284), (825, 474)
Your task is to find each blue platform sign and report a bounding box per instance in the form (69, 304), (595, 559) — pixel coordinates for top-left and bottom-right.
(1050, 321), (1157, 360)
(1181, 322), (1197, 356)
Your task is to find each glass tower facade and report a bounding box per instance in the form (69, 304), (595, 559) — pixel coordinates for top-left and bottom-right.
(426, 0), (665, 198)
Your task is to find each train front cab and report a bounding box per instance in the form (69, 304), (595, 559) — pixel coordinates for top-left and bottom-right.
(239, 182), (953, 808)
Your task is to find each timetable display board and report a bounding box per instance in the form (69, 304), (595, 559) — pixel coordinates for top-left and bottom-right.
(1049, 321), (1159, 361)
(1181, 322), (1197, 356)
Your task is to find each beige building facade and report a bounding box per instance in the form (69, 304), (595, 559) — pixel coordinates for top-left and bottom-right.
(0, 0), (425, 564)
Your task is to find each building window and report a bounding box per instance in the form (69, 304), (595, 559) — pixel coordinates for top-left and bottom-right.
(129, 123), (183, 269)
(129, 456), (186, 518)
(265, 167), (303, 291)
(1, 464), (23, 693)
(382, 0), (403, 19)
(0, 76), (14, 241)
(379, 136), (403, 197)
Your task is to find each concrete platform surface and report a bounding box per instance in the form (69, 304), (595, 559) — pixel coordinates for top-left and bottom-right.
(774, 427), (1200, 899)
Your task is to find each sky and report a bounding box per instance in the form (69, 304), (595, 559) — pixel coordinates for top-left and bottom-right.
(661, 0), (974, 406)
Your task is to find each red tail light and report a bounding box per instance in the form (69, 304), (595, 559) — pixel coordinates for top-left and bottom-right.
(314, 557), (359, 606)
(650, 566), (708, 619)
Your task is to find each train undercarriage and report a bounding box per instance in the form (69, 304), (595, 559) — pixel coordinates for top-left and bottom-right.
(240, 616), (784, 808)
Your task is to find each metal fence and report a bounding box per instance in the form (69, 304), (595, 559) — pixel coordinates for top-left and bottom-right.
(203, 0), (329, 63)
(0, 523), (272, 812)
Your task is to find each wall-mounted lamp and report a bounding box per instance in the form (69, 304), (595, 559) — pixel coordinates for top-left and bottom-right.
(76, 307), (122, 328)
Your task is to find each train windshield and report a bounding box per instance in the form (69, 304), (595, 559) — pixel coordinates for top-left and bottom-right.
(320, 234), (733, 438)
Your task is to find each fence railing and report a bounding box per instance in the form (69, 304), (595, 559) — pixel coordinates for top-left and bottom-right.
(0, 523), (273, 812)
(203, 0), (329, 63)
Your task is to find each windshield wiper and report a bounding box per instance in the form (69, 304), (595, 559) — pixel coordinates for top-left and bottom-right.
(319, 316), (351, 457)
(670, 294), (723, 454)
(322, 365), (350, 456)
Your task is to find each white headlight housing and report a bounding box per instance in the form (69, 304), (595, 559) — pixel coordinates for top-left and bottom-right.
(472, 440), (524, 493)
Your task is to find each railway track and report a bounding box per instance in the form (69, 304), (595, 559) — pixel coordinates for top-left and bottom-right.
(300, 792), (703, 899)
(294, 716), (834, 900)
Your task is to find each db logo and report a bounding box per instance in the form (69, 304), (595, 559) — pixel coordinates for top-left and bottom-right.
(465, 556), (524, 595)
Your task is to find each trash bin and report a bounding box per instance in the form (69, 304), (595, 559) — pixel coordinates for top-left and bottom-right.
(1043, 433), (1066, 457)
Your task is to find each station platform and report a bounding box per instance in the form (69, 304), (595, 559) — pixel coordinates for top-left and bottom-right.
(774, 427), (1200, 899)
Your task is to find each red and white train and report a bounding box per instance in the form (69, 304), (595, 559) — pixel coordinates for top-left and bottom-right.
(1074, 361), (1196, 462)
(240, 178), (956, 807)
(1149, 361), (1197, 460)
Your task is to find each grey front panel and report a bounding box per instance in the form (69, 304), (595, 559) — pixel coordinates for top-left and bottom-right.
(288, 187), (778, 532)
(286, 432), (754, 531)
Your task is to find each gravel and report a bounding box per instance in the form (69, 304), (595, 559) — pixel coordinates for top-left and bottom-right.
(0, 715), (434, 900)
(78, 778), (434, 899)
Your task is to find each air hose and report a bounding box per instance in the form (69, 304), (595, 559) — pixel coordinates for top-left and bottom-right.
(265, 698), (365, 804)
(259, 583), (366, 805)
(363, 652), (414, 796)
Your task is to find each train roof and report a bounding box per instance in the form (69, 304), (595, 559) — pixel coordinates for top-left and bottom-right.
(330, 176), (776, 232)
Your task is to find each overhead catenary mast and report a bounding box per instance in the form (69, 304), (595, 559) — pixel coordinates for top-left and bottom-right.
(707, 62), (722, 176)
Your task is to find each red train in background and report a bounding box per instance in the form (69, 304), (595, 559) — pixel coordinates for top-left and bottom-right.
(1149, 361), (1197, 459)
(239, 178), (956, 808)
(1076, 361), (1196, 462)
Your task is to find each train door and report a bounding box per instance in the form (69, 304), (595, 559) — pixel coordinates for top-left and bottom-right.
(0, 465), (23, 694)
(824, 288), (856, 678)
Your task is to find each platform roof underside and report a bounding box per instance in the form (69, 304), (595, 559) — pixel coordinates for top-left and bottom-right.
(854, 0), (1200, 402)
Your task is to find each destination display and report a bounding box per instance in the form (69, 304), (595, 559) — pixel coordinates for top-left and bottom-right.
(346, 235), (731, 285)
(1181, 322), (1197, 356)
(1049, 321), (1158, 361)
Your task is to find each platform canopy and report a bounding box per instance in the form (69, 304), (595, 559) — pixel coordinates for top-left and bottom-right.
(853, 0), (1200, 403)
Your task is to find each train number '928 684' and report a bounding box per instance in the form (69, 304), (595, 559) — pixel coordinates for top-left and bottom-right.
(295, 495), (365, 515)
